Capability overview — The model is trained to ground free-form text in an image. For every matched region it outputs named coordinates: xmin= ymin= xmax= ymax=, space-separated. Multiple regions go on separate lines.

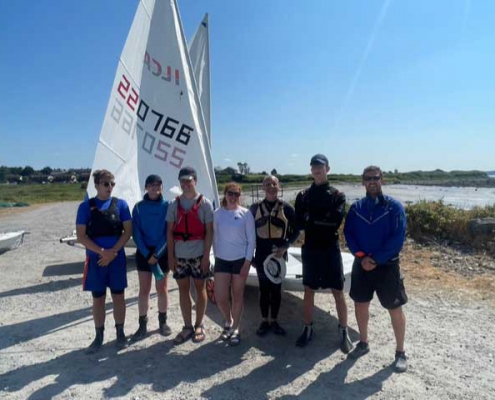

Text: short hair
xmin=92 ymin=169 xmax=114 ymax=184
xmin=221 ymin=182 xmax=242 ymax=208
xmin=361 ymin=165 xmax=383 ymax=178
xmin=262 ymin=175 xmax=280 ymax=187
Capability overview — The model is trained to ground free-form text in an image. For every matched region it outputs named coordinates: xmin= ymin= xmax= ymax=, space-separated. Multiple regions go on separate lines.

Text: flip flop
xmin=220 ymin=325 xmax=233 ymax=341
xmin=173 ymin=326 xmax=194 ymax=345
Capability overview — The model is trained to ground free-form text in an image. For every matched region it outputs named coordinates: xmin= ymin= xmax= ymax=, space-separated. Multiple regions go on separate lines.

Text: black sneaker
xmin=256 ymin=321 xmax=271 ymax=336
xmin=295 ymin=325 xmax=313 ymax=347
xmin=271 ymin=321 xmax=286 ymax=336
xmin=349 ymin=341 xmax=369 ymax=359
xmin=115 ymin=325 xmax=128 ymax=350
xmin=130 ymin=324 xmax=147 ymax=342
xmin=159 ymin=322 xmax=172 ymax=336
xmin=85 ymin=327 xmax=104 ymax=355
xmin=338 ymin=325 xmax=353 ymax=354
xmin=394 ymin=351 xmax=408 ymax=373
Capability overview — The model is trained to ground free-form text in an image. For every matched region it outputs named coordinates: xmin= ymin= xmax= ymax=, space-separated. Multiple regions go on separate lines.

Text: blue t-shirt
xmin=76 ymin=197 xmax=131 ymax=255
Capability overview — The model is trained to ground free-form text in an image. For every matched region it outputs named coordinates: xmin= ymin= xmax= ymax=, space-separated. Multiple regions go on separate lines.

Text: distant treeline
xmin=1 ymin=165 xmax=494 ymax=188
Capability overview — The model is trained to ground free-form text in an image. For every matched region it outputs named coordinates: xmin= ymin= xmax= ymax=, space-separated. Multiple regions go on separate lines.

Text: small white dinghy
xmin=0 ymin=231 xmax=25 ymax=253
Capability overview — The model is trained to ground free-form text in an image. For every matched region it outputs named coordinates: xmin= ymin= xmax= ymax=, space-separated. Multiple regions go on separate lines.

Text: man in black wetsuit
xmin=294 ymin=154 xmax=352 ymax=353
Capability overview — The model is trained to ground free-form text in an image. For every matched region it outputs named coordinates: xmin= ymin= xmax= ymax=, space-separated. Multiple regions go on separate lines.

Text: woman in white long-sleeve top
xmin=213 ymin=182 xmax=256 ymax=346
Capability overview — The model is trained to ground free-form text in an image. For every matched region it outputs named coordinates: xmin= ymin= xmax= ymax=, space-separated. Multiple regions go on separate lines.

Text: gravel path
xmin=0 ymin=202 xmax=494 ymax=399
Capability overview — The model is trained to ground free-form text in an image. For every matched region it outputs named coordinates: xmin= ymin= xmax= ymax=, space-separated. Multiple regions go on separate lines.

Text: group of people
xmin=76 ymin=154 xmax=408 ymax=373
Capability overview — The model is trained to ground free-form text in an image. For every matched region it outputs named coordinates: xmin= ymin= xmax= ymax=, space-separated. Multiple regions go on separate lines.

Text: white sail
xmin=188 ymin=13 xmax=211 ymax=147
xmin=88 ymin=0 xmax=219 ymax=210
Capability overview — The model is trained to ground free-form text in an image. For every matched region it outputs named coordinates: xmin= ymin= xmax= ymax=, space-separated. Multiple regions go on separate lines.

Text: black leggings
xmin=259 ymin=279 xmax=282 ymax=320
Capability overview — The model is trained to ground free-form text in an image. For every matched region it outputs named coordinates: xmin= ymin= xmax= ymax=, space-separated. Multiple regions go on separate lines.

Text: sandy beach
xmin=1 ymin=202 xmax=495 ymax=399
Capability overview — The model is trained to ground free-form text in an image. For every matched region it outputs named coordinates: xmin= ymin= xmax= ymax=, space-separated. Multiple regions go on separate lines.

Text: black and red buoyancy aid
xmin=172 ymin=195 xmax=206 ymax=241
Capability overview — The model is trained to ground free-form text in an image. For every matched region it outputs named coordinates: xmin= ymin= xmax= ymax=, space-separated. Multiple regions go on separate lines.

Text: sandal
xmin=229 ymin=330 xmax=241 ymax=346
xmin=220 ymin=324 xmax=233 ymax=341
xmin=192 ymin=324 xmax=206 ymax=343
xmin=173 ymin=326 xmax=194 ymax=345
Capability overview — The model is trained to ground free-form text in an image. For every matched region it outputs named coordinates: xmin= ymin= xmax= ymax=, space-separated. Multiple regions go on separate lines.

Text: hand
xmin=361 ymin=256 xmax=377 ymax=272
xmin=169 ymin=257 xmax=177 ymax=273
xmin=200 ymin=255 xmax=210 ymax=273
xmin=98 ymin=249 xmax=117 ymax=267
xmin=272 ymin=246 xmax=286 ymax=259
xmin=148 ymin=255 xmax=158 ymax=265
xmin=240 ymin=260 xmax=251 ymax=280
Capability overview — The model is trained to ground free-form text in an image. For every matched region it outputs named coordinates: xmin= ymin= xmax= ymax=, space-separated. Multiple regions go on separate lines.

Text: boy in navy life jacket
xmin=166 ymin=166 xmax=214 ymax=344
xmin=76 ymin=169 xmax=132 ymax=354
xmin=344 ymin=165 xmax=408 ymax=373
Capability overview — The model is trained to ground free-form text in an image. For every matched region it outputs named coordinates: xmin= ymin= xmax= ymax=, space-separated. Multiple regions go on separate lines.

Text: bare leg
xmin=156 ymin=273 xmax=169 ymax=313
xmin=177 ymin=277 xmax=193 ymax=327
xmin=231 ymin=274 xmax=246 ymax=331
xmin=111 ymin=292 xmax=126 ymax=325
xmin=214 ymin=273 xmax=233 ymax=327
xmin=93 ymin=295 xmax=106 ymax=327
xmin=303 ymin=287 xmax=315 ymax=325
xmin=138 ymin=271 xmax=152 ymax=316
xmin=354 ymin=301 xmax=370 ymax=343
xmin=193 ymin=278 xmax=207 ymax=327
xmin=331 ymin=289 xmax=348 ymax=327
xmin=389 ymin=306 xmax=406 ymax=352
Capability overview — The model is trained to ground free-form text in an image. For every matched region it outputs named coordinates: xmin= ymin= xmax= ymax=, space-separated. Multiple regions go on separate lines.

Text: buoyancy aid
xmin=173 ymin=195 xmax=206 ymax=241
xmin=254 ymin=199 xmax=288 ymax=240
xmin=86 ymin=197 xmax=123 ymax=238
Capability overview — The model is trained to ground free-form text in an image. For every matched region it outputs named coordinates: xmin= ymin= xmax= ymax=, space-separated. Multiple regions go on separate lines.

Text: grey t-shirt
xmin=166 ymin=194 xmax=214 ymax=258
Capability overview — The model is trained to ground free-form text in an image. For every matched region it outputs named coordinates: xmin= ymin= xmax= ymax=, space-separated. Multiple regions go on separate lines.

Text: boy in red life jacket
xmin=166 ymin=167 xmax=214 ymax=344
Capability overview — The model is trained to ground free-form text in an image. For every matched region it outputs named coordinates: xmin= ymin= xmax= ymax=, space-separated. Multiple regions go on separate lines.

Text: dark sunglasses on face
xmin=101 ymin=181 xmax=116 ymax=187
xmin=227 ymin=191 xmax=241 ymax=198
xmin=363 ymin=176 xmax=381 ymax=182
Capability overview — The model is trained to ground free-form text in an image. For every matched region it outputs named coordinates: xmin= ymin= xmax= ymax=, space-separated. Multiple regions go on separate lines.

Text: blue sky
xmin=1 ymin=0 xmax=494 ymax=174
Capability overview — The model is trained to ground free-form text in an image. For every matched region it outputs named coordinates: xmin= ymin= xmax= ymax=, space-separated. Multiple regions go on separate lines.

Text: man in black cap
xmin=294 ymin=154 xmax=352 ymax=353
xmin=166 ymin=166 xmax=214 ymax=344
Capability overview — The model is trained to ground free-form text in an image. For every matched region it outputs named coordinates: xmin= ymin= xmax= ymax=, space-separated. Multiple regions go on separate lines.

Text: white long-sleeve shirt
xmin=213 ymin=206 xmax=256 ymax=261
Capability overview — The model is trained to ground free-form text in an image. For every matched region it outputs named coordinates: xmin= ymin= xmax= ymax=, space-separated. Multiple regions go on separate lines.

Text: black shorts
xmin=349 ymin=257 xmax=408 ymax=309
xmin=214 ymin=257 xmax=245 ymax=275
xmin=136 ymin=249 xmax=169 ymax=274
xmin=301 ymin=244 xmax=344 ymax=291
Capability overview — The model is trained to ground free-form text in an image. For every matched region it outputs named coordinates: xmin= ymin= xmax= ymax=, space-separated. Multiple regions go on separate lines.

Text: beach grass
xmin=0 ymin=183 xmax=86 ymax=205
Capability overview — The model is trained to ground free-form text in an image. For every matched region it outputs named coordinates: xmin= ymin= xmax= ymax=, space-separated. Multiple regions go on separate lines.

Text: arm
xmin=153 ymin=203 xmax=169 ymax=260
xmin=343 ymin=204 xmax=361 ymax=256
xmin=167 ymin=222 xmax=176 ymax=272
xmin=132 ymin=204 xmax=151 ymax=259
xmin=325 ymin=191 xmax=346 ymax=229
xmin=294 ymin=191 xmax=306 ymax=231
xmin=371 ymin=202 xmax=407 ymax=264
xmin=109 ymin=220 xmax=132 ymax=252
xmin=201 ymin=221 xmax=213 ymax=272
xmin=76 ymin=225 xmax=116 ymax=267
xmin=284 ymin=203 xmax=300 ymax=247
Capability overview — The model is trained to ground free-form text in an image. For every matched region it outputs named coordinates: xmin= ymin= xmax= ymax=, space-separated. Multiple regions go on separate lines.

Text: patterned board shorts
xmin=173 ymin=255 xmax=213 ymax=280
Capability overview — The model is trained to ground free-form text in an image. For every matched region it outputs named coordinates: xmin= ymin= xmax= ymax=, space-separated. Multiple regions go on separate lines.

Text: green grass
xmin=0 ymin=183 xmax=86 ymax=204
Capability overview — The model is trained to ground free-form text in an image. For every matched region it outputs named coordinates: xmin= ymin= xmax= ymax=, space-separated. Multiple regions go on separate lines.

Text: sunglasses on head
xmin=227 ymin=191 xmax=241 ymax=198
xmin=363 ymin=176 xmax=381 ymax=182
xmin=101 ymin=181 xmax=116 ymax=187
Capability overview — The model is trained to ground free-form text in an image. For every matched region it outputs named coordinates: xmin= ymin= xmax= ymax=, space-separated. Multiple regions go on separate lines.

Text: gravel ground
xmin=0 ymin=202 xmax=494 ymax=399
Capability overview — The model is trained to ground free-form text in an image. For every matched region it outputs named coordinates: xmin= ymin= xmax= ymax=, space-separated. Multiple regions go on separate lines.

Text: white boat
xmin=63 ymin=0 xmax=354 ymax=294
xmin=0 ymin=231 xmax=25 ymax=253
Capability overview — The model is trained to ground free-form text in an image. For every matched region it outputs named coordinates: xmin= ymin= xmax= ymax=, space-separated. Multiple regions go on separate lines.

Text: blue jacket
xmin=132 ymin=194 xmax=168 ymax=259
xmin=344 ymin=194 xmax=406 ymax=264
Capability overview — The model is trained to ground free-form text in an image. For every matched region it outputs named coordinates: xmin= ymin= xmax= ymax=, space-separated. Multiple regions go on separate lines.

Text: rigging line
xmin=332 ymin=0 xmax=392 ymax=133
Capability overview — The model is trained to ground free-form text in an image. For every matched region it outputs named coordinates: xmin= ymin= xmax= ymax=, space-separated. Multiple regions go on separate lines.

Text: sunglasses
xmin=100 ymin=181 xmax=116 ymax=187
xmin=227 ymin=191 xmax=241 ymax=198
xmin=363 ymin=176 xmax=381 ymax=182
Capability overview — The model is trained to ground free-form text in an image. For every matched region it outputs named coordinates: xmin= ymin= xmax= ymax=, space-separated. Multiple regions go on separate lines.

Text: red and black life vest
xmin=172 ymin=195 xmax=206 ymax=241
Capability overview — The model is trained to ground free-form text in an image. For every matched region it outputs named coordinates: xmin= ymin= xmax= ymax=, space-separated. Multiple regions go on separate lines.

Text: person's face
xmin=95 ymin=177 xmax=115 ymax=199
xmin=311 ymin=164 xmax=329 ymax=184
xmin=180 ymin=177 xmax=197 ymax=195
xmin=262 ymin=178 xmax=279 ymax=200
xmin=225 ymin=187 xmax=241 ymax=208
xmin=146 ymin=182 xmax=162 ymax=200
xmin=362 ymin=171 xmax=383 ymax=196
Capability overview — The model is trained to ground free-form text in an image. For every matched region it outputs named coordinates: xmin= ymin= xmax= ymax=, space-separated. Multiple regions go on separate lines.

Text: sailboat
xmin=62 ymin=0 xmax=353 ymax=293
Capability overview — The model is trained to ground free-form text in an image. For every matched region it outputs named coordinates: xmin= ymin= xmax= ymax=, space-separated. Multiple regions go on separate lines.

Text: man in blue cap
xmin=294 ymin=154 xmax=352 ymax=353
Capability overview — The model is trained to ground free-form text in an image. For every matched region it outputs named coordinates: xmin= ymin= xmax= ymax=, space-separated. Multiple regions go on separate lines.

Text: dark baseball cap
xmin=310 ymin=154 xmax=329 ymax=167
xmin=145 ymin=174 xmax=162 ymax=186
xmin=178 ymin=166 xmax=197 ymax=180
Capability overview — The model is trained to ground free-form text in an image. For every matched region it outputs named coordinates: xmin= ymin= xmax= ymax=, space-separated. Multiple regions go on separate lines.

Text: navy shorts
xmin=83 ymin=252 xmax=127 ymax=292
xmin=301 ymin=244 xmax=344 ymax=290
xmin=349 ymin=257 xmax=408 ymax=309
xmin=136 ymin=249 xmax=169 ymax=274
xmin=214 ymin=257 xmax=245 ymax=275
